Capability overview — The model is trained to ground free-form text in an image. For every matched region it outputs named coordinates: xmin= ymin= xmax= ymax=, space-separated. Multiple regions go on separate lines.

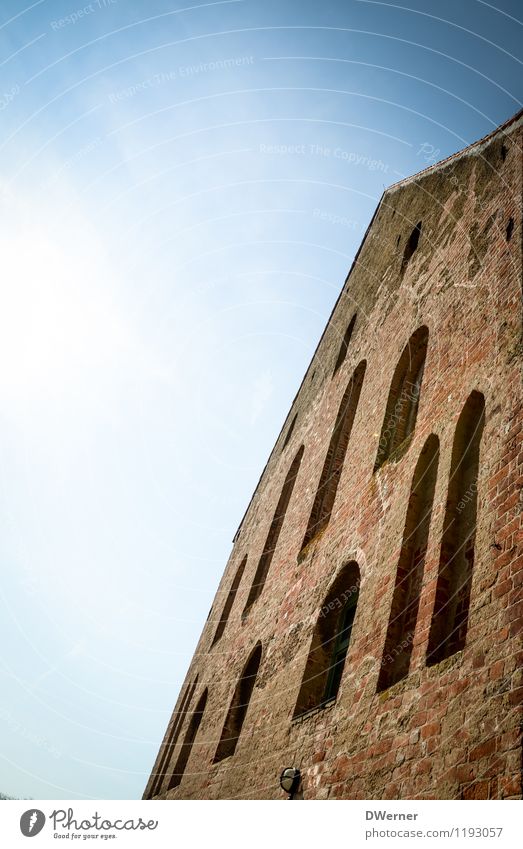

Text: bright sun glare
xmin=0 ymin=196 xmax=137 ymax=410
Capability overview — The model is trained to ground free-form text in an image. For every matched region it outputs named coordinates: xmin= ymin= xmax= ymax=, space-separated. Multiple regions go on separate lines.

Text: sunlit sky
xmin=0 ymin=0 xmax=521 ymax=799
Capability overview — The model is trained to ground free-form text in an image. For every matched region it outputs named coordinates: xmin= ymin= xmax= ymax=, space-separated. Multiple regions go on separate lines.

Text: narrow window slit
xmin=301 ymin=361 xmax=366 ymax=553
xmin=400 ymin=221 xmax=422 ymax=277
xmin=427 ymin=391 xmax=485 ymax=666
xmin=168 ymin=689 xmax=208 ymax=789
xmin=214 ymin=643 xmax=262 ymax=762
xmin=282 ymin=413 xmax=298 ymax=450
xmin=333 ymin=313 xmax=357 ymax=376
xmin=243 ymin=446 xmax=304 ymax=615
xmin=374 ymin=326 xmax=429 ymax=471
xmin=211 ymin=556 xmax=247 ymax=646
xmin=377 ymin=434 xmax=439 ymax=691
xmin=148 ymin=675 xmax=199 ymax=797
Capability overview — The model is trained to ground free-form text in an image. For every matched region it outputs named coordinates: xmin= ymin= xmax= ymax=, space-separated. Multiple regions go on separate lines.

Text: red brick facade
xmin=144 ymin=111 xmax=523 ymax=800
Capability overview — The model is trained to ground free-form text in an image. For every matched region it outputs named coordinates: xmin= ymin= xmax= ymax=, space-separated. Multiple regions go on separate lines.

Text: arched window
xmin=282 ymin=413 xmax=297 ymax=450
xmin=168 ymin=688 xmax=208 ymax=789
xmin=301 ymin=361 xmax=366 ymax=553
xmin=333 ymin=313 xmax=357 ymax=376
xmin=243 ymin=447 xmax=304 ymax=615
xmin=146 ymin=675 xmax=198 ymax=797
xmin=400 ymin=221 xmax=422 ymax=277
xmin=294 ymin=561 xmax=360 ymax=717
xmin=211 ymin=556 xmax=247 ymax=646
xmin=427 ymin=391 xmax=485 ymax=665
xmin=374 ymin=326 xmax=428 ymax=471
xmin=214 ymin=643 xmax=262 ymax=762
xmin=378 ymin=435 xmax=439 ymax=691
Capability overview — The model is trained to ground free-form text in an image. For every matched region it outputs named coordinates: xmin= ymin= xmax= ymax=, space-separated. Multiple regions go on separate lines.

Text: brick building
xmin=144 ymin=111 xmax=522 ymax=800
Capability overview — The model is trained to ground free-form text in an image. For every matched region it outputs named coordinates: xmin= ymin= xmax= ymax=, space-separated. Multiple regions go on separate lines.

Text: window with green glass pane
xmin=294 ymin=562 xmax=360 ymax=718
xmin=323 ymin=596 xmax=358 ymax=702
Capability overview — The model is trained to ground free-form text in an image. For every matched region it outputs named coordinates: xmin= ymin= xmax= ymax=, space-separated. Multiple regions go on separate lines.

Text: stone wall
xmin=144 ymin=111 xmax=522 ymax=801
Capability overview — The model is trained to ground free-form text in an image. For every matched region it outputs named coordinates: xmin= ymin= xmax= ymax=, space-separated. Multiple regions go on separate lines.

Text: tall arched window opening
xmin=293 ymin=561 xmax=360 ymax=717
xmin=427 ymin=391 xmax=485 ymax=665
xmin=377 ymin=435 xmax=439 ymax=691
xmin=243 ymin=447 xmax=304 ymax=616
xmin=282 ymin=413 xmax=298 ymax=450
xmin=400 ymin=221 xmax=422 ymax=277
xmin=333 ymin=313 xmax=357 ymax=376
xmin=147 ymin=675 xmax=198 ymax=797
xmin=301 ymin=361 xmax=366 ymax=554
xmin=211 ymin=556 xmax=247 ymax=646
xmin=168 ymin=688 xmax=208 ymax=790
xmin=214 ymin=643 xmax=262 ymax=762
xmin=374 ymin=326 xmax=429 ymax=471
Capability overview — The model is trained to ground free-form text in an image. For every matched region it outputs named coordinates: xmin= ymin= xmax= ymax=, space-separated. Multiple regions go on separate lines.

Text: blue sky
xmin=0 ymin=0 xmax=521 ymax=800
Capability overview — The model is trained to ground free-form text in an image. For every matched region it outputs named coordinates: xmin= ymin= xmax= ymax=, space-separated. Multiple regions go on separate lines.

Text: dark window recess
xmin=323 ymin=596 xmax=358 ymax=702
xmin=501 ymin=142 xmax=508 ymax=161
xmin=301 ymin=361 xmax=366 ymax=552
xmin=214 ymin=643 xmax=262 ymax=762
xmin=211 ymin=556 xmax=247 ymax=646
xmin=148 ymin=675 xmax=198 ymax=797
xmin=294 ymin=561 xmax=360 ymax=717
xmin=243 ymin=446 xmax=304 ymax=615
xmin=506 ymin=217 xmax=514 ymax=241
xmin=168 ymin=689 xmax=208 ymax=789
xmin=282 ymin=413 xmax=298 ymax=450
xmin=333 ymin=313 xmax=357 ymax=376
xmin=377 ymin=434 xmax=439 ymax=691
xmin=427 ymin=391 xmax=485 ymax=666
xmin=400 ymin=221 xmax=422 ymax=277
xmin=374 ymin=326 xmax=429 ymax=471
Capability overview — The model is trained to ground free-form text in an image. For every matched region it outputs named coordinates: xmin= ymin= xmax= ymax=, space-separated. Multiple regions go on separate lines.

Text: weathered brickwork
xmin=144 ymin=112 xmax=523 ymax=800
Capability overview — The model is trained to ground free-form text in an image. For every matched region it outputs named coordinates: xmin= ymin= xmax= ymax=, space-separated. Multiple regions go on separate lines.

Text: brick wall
xmin=144 ymin=111 xmax=523 ymax=801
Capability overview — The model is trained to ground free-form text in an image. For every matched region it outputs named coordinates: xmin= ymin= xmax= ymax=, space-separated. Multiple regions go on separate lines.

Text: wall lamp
xmin=279 ymin=767 xmax=301 ymax=799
